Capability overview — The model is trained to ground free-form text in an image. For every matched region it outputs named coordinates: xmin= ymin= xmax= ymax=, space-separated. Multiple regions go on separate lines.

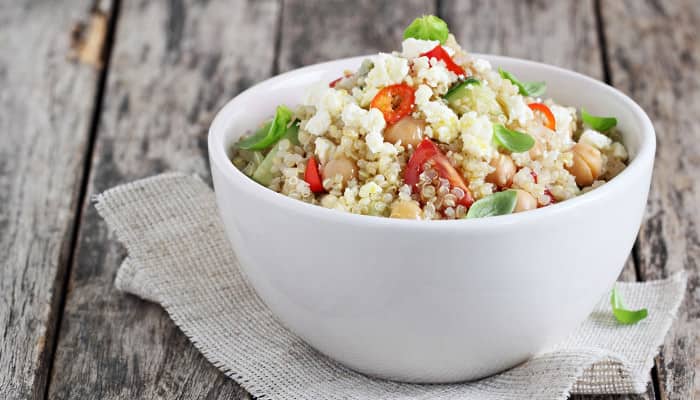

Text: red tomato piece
xmin=528 ymin=103 xmax=557 ymax=131
xmin=304 ymin=157 xmax=324 ymax=193
xmin=405 ymin=138 xmax=474 ymax=207
xmin=419 ymin=45 xmax=466 ymax=76
xmin=370 ymin=83 xmax=416 ymax=125
xmin=530 ymin=170 xmax=538 ymax=184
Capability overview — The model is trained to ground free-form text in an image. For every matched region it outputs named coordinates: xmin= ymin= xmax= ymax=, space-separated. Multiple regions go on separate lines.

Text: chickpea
xmin=513 ymin=189 xmax=538 ymax=213
xmin=390 ymin=200 xmax=423 ymax=220
xmin=566 ymin=143 xmax=602 ymax=187
xmin=322 ymin=156 xmax=357 ymax=187
xmin=383 ymin=116 xmax=425 ymax=148
xmin=485 ymin=153 xmax=516 ymax=188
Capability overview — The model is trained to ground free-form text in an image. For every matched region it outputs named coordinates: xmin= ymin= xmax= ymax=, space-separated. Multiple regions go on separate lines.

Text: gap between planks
xmin=42 ymin=1 xmax=122 ymax=399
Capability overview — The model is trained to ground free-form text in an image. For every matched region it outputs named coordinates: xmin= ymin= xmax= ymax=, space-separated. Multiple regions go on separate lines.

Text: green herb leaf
xmin=236 ymin=105 xmax=294 ymax=150
xmin=498 ymin=68 xmax=546 ymax=97
xmin=403 ymin=15 xmax=449 ymax=44
xmin=251 ymin=123 xmax=300 ymax=185
xmin=466 ymin=190 xmax=518 ymax=219
xmin=611 ymin=287 xmax=648 ymax=325
xmin=581 ymin=109 xmax=617 ymax=132
xmin=493 ymin=124 xmax=535 ymax=153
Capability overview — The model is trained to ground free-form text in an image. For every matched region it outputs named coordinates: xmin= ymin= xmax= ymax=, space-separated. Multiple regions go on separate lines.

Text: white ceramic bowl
xmin=208 ymin=55 xmax=655 ymax=383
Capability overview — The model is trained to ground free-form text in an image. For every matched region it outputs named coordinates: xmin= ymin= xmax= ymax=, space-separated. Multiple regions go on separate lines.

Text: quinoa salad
xmin=230 ymin=16 xmax=628 ymax=220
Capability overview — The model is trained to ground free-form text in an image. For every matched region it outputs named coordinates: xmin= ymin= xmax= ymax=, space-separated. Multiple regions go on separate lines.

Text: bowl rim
xmin=208 ymin=54 xmax=656 ymax=231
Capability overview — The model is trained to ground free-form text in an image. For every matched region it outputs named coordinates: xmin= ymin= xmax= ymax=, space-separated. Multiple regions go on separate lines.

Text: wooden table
xmin=2 ymin=1 xmax=697 ymax=399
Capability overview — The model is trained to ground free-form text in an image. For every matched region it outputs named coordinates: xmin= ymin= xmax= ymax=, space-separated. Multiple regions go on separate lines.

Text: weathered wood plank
xmin=46 ymin=1 xmax=279 ymax=398
xmin=0 ymin=1 xmax=112 ymax=399
xmin=48 ymin=1 xmax=439 ymax=399
xmin=601 ymin=0 xmax=700 ymax=399
xmin=443 ymin=2 xmax=655 ymax=399
xmin=277 ymin=0 xmax=434 ymax=72
xmin=442 ymin=0 xmax=603 ymax=78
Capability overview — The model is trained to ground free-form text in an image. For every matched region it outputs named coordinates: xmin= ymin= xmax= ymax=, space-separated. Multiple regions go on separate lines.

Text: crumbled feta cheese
xmin=341 ymin=104 xmax=393 ymax=154
xmin=305 ymin=109 xmax=330 ymax=136
xmin=413 ymin=56 xmax=457 ymax=91
xmin=503 ymin=95 xmax=533 ymax=125
xmin=341 ymin=103 xmax=365 ymax=127
xmin=414 ymin=84 xmax=433 ymax=104
xmin=359 ymin=181 xmax=382 ymax=198
xmin=579 ymin=129 xmax=612 ymax=150
xmin=303 ymin=85 xmax=356 ymax=136
xmin=365 ymin=53 xmax=409 ymax=88
xmin=610 ymin=142 xmax=628 ymax=160
xmin=549 ymin=104 xmax=575 ymax=136
xmin=414 ymin=84 xmax=459 ymax=143
xmin=314 ymin=137 xmax=335 ymax=165
xmin=459 ymin=111 xmax=495 ymax=159
xmin=320 ymin=88 xmax=352 ymax=115
xmin=472 ymin=58 xmax=492 ymax=73
xmin=401 ymin=38 xmax=440 ymax=59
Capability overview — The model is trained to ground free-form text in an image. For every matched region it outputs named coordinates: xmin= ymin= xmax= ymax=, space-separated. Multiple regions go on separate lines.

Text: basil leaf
xmin=493 ymin=124 xmax=535 ymax=152
xmin=611 ymin=287 xmax=648 ymax=325
xmin=466 ymin=190 xmax=518 ymax=219
xmin=403 ymin=15 xmax=449 ymax=44
xmin=498 ymin=68 xmax=546 ymax=97
xmin=581 ymin=109 xmax=617 ymax=132
xmin=236 ymin=105 xmax=294 ymax=150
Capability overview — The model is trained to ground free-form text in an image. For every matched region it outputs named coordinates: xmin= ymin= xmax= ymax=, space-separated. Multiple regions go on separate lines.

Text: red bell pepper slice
xmin=370 ymin=83 xmax=416 ymax=125
xmin=419 ymin=45 xmax=466 ymax=76
xmin=528 ymin=103 xmax=556 ymax=131
xmin=304 ymin=157 xmax=324 ymax=193
xmin=405 ymin=138 xmax=474 ymax=207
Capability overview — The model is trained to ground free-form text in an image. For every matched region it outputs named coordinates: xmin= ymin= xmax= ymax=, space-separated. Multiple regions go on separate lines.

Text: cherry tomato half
xmin=370 ymin=83 xmax=416 ymax=125
xmin=405 ymin=138 xmax=474 ymax=207
xmin=528 ymin=103 xmax=556 ymax=131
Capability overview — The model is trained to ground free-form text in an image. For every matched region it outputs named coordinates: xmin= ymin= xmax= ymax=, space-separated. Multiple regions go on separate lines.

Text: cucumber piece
xmin=446 ymin=80 xmax=503 ymax=117
xmin=444 ymin=78 xmax=480 ymax=103
xmin=252 ymin=145 xmax=279 ymax=185
xmin=252 ymin=123 xmax=300 ymax=186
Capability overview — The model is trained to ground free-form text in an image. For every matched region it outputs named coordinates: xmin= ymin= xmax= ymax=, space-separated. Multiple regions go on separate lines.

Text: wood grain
xmin=48 ymin=1 xmax=438 ymax=398
xmin=441 ymin=0 xmax=603 ymax=78
xmin=0 ymin=1 xmax=112 ymax=399
xmin=46 ymin=1 xmax=279 ymax=398
xmin=277 ymin=0 xmax=434 ymax=72
xmin=601 ymin=1 xmax=700 ymax=399
xmin=442 ymin=1 xmax=654 ymax=399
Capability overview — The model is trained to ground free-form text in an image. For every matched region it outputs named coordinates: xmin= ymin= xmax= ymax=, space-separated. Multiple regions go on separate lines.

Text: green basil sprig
xmin=493 ymin=124 xmax=535 ymax=153
xmin=236 ymin=105 xmax=294 ymax=150
xmin=466 ymin=190 xmax=518 ymax=219
xmin=611 ymin=287 xmax=648 ymax=324
xmin=403 ymin=15 xmax=449 ymax=44
xmin=498 ymin=68 xmax=546 ymax=97
xmin=581 ymin=109 xmax=617 ymax=132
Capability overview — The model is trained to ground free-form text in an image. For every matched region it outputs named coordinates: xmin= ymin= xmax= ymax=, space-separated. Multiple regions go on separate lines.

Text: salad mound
xmin=230 ymin=15 xmax=628 ymax=220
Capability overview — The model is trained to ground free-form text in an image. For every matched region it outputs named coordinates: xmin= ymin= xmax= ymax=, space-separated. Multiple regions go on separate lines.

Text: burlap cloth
xmin=97 ymin=173 xmax=687 ymax=399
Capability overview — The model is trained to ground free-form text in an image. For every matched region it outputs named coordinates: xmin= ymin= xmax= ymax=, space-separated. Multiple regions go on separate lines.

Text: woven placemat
xmin=97 ymin=172 xmax=686 ymax=400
